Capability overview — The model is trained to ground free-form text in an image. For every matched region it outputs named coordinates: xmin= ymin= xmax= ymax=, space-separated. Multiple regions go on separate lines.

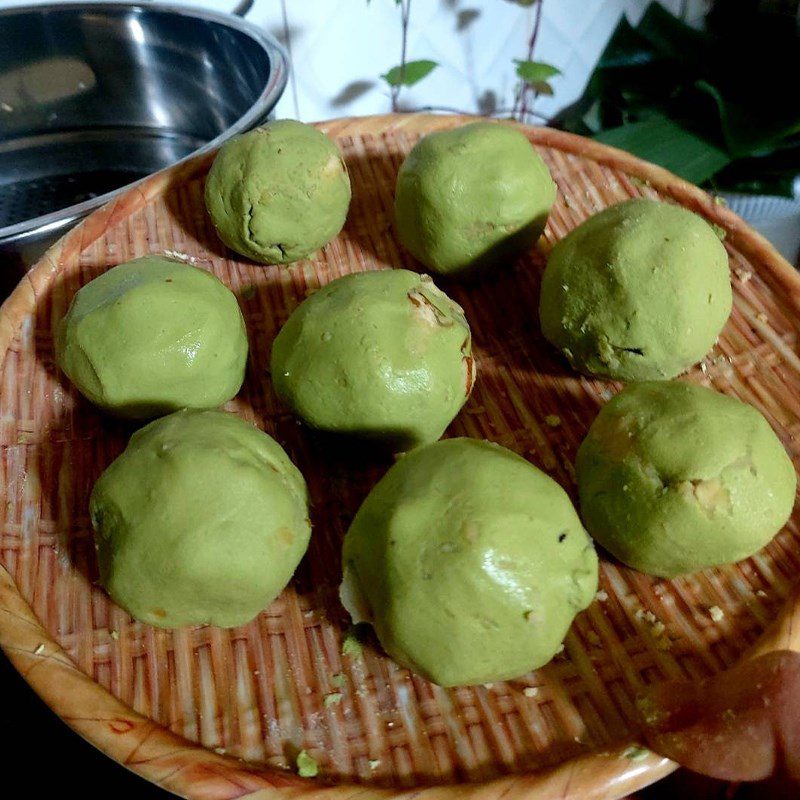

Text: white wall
xmin=254 ymin=0 xmax=704 ymax=123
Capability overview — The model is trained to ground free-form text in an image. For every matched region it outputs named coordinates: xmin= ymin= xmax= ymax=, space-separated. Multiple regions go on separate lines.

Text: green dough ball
xmin=341 ymin=438 xmax=598 ymax=686
xmin=539 ymin=198 xmax=732 ymax=381
xmin=394 ymin=122 xmax=556 ymax=277
xmin=204 ymin=119 xmax=351 ymax=264
xmin=576 ymin=382 xmax=796 ymax=577
xmin=271 ymin=269 xmax=475 ymax=449
xmin=90 ymin=409 xmax=311 ymax=628
xmin=56 ymin=256 xmax=247 ymax=419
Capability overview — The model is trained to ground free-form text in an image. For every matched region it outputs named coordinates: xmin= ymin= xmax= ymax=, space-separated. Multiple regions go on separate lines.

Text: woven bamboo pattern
xmin=1 ymin=114 xmax=798 ymax=800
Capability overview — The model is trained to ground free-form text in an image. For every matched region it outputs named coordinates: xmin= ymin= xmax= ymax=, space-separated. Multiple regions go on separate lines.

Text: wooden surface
xmin=1 ymin=113 xmax=799 ymax=800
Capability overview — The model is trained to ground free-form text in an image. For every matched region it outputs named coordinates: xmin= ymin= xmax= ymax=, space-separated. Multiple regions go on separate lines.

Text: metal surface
xmin=0 ymin=2 xmax=288 ymax=287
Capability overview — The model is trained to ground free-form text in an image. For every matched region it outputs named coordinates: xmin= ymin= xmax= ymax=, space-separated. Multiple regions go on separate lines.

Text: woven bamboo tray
xmin=1 ymin=114 xmax=799 ymax=800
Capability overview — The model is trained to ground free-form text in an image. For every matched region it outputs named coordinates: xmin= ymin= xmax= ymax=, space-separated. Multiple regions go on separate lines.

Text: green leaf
xmin=382 ymin=59 xmax=438 ymax=88
xmin=695 ymin=79 xmax=800 ymax=159
xmin=595 ymin=113 xmax=731 ymax=185
xmin=553 ymin=2 xmax=800 ymax=196
xmin=636 ymin=3 xmax=710 ymax=63
xmin=597 ymin=17 xmax=657 ymax=70
xmin=552 ymin=18 xmax=671 ymax=133
xmin=515 ymin=60 xmax=561 ymax=85
xmin=531 ymin=81 xmax=554 ymax=97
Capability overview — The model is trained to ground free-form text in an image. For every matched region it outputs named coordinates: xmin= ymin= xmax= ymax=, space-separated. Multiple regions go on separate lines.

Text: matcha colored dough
xmin=539 ymin=198 xmax=732 ymax=381
xmin=204 ymin=119 xmax=351 ymax=264
xmin=394 ymin=122 xmax=556 ymax=277
xmin=271 ymin=269 xmax=475 ymax=448
xmin=341 ymin=438 xmax=599 ymax=686
xmin=577 ymin=382 xmax=796 ymax=577
xmin=55 ymin=256 xmax=247 ymax=419
xmin=90 ymin=409 xmax=311 ymax=628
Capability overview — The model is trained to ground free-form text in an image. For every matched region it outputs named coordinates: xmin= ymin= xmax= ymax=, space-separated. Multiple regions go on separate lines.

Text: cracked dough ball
xmin=204 ymin=119 xmax=351 ymax=264
xmin=539 ymin=198 xmax=732 ymax=381
xmin=90 ymin=409 xmax=311 ymax=628
xmin=577 ymin=382 xmax=796 ymax=577
xmin=341 ymin=438 xmax=599 ymax=686
xmin=55 ymin=256 xmax=247 ymax=419
xmin=271 ymin=269 xmax=475 ymax=449
xmin=394 ymin=121 xmax=556 ymax=277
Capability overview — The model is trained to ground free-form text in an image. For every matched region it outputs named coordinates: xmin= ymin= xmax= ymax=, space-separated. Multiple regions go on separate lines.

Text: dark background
xmin=1 ymin=651 xmax=166 ymax=798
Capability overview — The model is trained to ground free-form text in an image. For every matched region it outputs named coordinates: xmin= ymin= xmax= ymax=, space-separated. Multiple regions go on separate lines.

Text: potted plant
xmin=554 ymin=1 xmax=800 ymax=264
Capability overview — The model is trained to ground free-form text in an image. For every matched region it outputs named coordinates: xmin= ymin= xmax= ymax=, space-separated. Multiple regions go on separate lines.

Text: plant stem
xmin=392 ymin=0 xmax=412 ymax=112
xmin=514 ymin=0 xmax=545 ymax=123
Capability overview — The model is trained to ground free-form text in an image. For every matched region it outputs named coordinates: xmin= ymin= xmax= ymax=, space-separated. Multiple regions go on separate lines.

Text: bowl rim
xmin=0 ymin=0 xmax=289 ymax=245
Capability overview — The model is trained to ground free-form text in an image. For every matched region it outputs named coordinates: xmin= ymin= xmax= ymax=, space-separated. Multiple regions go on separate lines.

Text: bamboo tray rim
xmin=1 ymin=113 xmax=798 ymax=800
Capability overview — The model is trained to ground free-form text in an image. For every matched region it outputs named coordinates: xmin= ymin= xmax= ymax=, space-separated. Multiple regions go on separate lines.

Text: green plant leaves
xmin=514 ymin=61 xmax=560 ymax=84
xmin=382 ymin=60 xmax=438 ymax=88
xmin=514 ymin=60 xmax=561 ymax=96
xmin=694 ymin=80 xmax=800 ymax=159
xmin=636 ymin=2 xmax=707 ymax=59
xmin=595 ymin=114 xmax=731 ymax=184
xmin=554 ymin=2 xmax=800 ymax=194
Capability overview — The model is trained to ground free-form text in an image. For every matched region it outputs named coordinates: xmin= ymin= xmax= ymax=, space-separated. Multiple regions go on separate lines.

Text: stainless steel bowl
xmin=0 ymin=1 xmax=288 ymax=288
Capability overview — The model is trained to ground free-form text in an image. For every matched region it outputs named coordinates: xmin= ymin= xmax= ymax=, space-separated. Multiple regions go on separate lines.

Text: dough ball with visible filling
xmin=204 ymin=119 xmax=351 ymax=264
xmin=539 ymin=198 xmax=732 ymax=381
xmin=394 ymin=122 xmax=556 ymax=277
xmin=576 ymin=382 xmax=796 ymax=577
xmin=90 ymin=409 xmax=311 ymax=628
xmin=341 ymin=438 xmax=598 ymax=686
xmin=56 ymin=256 xmax=247 ymax=419
xmin=271 ymin=269 xmax=475 ymax=449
